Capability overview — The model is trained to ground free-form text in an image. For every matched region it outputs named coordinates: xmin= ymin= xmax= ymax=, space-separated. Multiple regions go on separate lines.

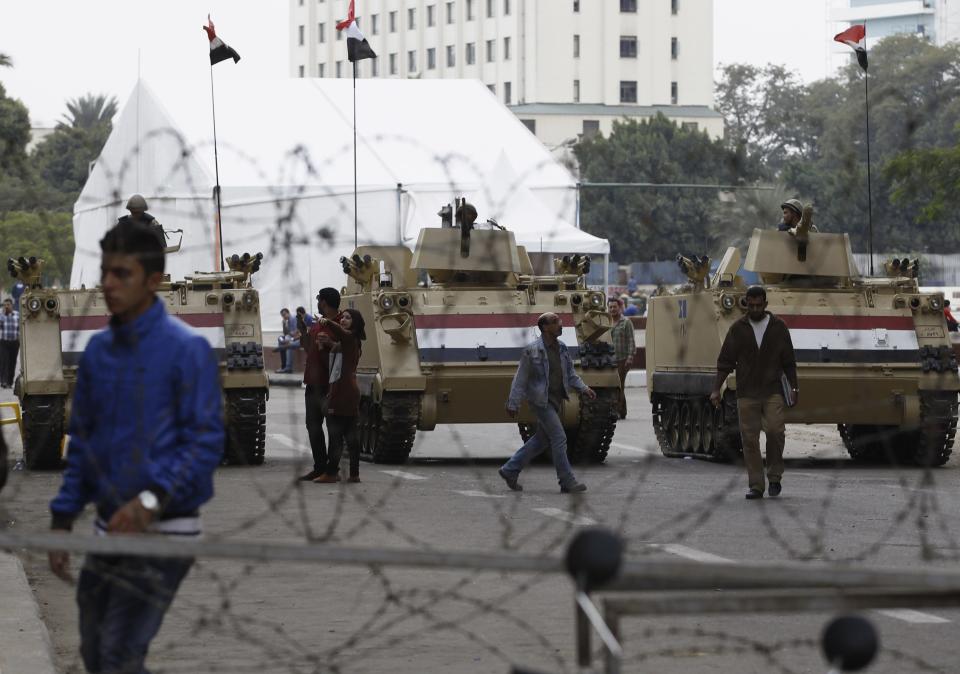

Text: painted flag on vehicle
xmin=834 ymin=24 xmax=867 ymax=70
xmin=336 ymin=0 xmax=377 ymax=62
xmin=203 ymin=15 xmax=241 ymax=65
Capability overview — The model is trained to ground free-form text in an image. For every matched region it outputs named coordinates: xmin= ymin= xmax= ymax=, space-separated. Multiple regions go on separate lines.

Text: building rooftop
xmin=507 ymin=103 xmax=724 ymax=118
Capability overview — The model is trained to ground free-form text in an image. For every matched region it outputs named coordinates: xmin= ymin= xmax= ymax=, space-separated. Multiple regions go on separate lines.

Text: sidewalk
xmin=0 ymin=552 xmax=57 ymax=674
xmin=267 ymin=371 xmax=646 ymax=389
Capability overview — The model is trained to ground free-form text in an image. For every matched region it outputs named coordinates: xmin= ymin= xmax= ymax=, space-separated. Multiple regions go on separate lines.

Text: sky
xmin=0 ymin=0 xmax=831 ymax=127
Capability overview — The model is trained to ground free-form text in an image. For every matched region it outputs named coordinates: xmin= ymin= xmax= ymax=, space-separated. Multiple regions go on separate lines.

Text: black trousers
xmin=0 ymin=340 xmax=18 ymax=386
xmin=304 ymin=385 xmax=328 ymax=472
xmin=324 ymin=414 xmax=360 ymax=478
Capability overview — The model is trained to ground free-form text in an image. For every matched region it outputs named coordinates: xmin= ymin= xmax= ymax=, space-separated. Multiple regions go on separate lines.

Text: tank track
xmin=223 ymin=388 xmax=267 ymax=466
xmin=359 ymin=391 xmax=419 ymax=464
xmin=21 ymin=394 xmax=66 ymax=470
xmin=839 ymin=391 xmax=958 ymax=467
xmin=652 ymin=391 xmax=742 ymax=462
xmin=514 ymin=388 xmax=619 ymax=465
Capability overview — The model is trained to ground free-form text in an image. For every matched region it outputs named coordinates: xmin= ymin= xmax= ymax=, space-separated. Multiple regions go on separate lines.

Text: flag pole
xmin=864 ymin=62 xmax=875 ymax=276
xmin=209 ymin=62 xmax=225 ymax=272
xmin=352 ymin=60 xmax=358 ymax=250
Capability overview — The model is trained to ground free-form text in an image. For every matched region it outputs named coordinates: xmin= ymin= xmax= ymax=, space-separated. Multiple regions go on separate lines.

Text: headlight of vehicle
xmin=397 ymin=293 xmax=411 ymax=308
xmin=721 ymin=294 xmax=735 ymax=310
xmin=379 ymin=294 xmax=395 ymax=310
xmin=928 ymin=296 xmax=942 ymax=311
xmin=44 ymin=298 xmax=58 ymax=313
xmin=590 ymin=293 xmax=604 ymax=307
xmin=27 ymin=297 xmax=41 ymax=313
xmin=242 ymin=291 xmax=255 ymax=307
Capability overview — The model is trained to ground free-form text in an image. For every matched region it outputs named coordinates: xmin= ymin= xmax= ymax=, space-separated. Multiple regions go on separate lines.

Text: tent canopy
xmin=73 ymin=77 xmax=608 ymax=318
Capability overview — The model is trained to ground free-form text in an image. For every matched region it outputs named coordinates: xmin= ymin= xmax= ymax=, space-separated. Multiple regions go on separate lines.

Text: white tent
xmin=72 ymin=77 xmax=608 ymax=319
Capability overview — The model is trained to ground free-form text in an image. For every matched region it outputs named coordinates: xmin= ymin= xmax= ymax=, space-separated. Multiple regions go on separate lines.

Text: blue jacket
xmin=507 ymin=337 xmax=588 ymax=411
xmin=50 ymin=299 xmax=224 ymax=528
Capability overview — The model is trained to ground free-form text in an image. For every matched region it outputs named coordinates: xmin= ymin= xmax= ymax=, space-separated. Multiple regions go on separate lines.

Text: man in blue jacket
xmin=498 ymin=312 xmax=595 ymax=493
xmin=48 ymin=222 xmax=224 ymax=674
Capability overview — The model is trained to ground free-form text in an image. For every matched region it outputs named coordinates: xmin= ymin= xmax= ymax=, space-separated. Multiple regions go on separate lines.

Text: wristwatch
xmin=138 ymin=490 xmax=160 ymax=514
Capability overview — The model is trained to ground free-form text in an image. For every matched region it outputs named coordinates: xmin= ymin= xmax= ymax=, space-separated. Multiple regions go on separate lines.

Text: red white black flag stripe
xmin=834 ymin=24 xmax=867 ymax=70
xmin=336 ymin=0 xmax=377 ymax=62
xmin=203 ymin=15 xmax=241 ymax=66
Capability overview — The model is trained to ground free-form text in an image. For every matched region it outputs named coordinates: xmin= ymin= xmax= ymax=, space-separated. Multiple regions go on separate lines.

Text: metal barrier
xmin=0 ymin=401 xmax=22 ymax=442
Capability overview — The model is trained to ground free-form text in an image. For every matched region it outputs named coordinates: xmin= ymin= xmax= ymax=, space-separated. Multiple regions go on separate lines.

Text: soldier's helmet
xmin=780 ymin=199 xmax=802 ymax=216
xmin=126 ymin=194 xmax=148 ymax=211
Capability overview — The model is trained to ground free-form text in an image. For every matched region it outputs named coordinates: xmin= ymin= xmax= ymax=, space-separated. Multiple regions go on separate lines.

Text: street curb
xmin=268 ymin=375 xmax=304 ymax=388
xmin=0 ymin=552 xmax=58 ymax=674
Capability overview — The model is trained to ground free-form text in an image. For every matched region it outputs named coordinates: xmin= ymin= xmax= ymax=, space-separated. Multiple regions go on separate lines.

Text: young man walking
xmin=298 ymin=287 xmax=341 ymax=481
xmin=48 ymin=222 xmax=224 ymax=673
xmin=710 ymin=285 xmax=798 ymax=500
xmin=607 ymin=297 xmax=636 ymax=419
xmin=498 ymin=312 xmax=596 ymax=493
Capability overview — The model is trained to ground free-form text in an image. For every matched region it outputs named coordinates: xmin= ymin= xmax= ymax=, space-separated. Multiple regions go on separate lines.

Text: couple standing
xmin=299 ymin=288 xmax=367 ymax=484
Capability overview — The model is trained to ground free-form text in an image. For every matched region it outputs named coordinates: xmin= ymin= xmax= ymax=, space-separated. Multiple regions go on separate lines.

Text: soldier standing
xmin=607 ymin=297 xmax=635 ymax=419
xmin=710 ymin=285 xmax=798 ymax=500
xmin=119 ymin=194 xmax=165 ymax=245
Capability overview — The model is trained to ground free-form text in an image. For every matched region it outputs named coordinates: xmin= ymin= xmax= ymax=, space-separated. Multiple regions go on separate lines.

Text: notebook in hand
xmin=781 ymin=373 xmax=796 ymax=407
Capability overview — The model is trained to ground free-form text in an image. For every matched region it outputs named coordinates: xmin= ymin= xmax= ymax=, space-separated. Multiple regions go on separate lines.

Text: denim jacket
xmin=507 ymin=337 xmax=587 ymax=411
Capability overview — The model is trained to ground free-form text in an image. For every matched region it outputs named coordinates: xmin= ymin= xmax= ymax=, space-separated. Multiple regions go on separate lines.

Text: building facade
xmin=829 ymin=0 xmax=960 ymax=70
xmin=289 ymin=0 xmax=722 ymax=149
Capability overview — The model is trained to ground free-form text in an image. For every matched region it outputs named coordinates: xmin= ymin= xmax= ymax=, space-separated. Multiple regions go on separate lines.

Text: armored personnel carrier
xmin=9 ymin=241 xmax=269 ymax=470
xmin=337 ymin=199 xmax=621 ymax=464
xmin=646 ymin=207 xmax=959 ymax=466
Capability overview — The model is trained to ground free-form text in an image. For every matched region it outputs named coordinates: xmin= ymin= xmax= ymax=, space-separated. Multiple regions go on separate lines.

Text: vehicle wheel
xmin=700 ymin=401 xmax=715 ymax=454
xmin=223 ymin=388 xmax=267 ymax=466
xmin=678 ymin=402 xmax=692 ymax=452
xmin=664 ymin=401 xmax=681 ymax=452
xmin=359 ymin=392 xmax=418 ymax=464
xmin=21 ymin=394 xmax=66 ymax=470
xmin=688 ymin=402 xmax=702 ymax=453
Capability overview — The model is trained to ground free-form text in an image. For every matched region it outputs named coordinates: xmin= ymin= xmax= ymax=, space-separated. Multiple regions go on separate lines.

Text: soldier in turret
xmin=119 ymin=194 xmax=165 ymax=245
xmin=777 ymin=199 xmax=803 ymax=231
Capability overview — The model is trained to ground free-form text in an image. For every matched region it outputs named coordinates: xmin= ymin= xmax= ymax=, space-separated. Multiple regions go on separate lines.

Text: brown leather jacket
xmin=715 ymin=313 xmax=798 ymax=399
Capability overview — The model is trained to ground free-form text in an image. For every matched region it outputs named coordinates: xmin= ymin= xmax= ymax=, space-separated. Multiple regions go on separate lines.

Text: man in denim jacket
xmin=498 ymin=312 xmax=595 ymax=493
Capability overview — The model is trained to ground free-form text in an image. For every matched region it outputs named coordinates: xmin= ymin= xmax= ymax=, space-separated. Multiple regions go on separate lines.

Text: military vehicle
xmin=646 ymin=206 xmax=959 ymax=466
xmin=337 ymin=199 xmax=621 ymax=464
xmin=9 ymin=240 xmax=269 ymax=470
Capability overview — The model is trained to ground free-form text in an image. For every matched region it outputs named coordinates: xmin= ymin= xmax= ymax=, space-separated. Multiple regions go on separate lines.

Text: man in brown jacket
xmin=710 ymin=285 xmax=798 ymax=500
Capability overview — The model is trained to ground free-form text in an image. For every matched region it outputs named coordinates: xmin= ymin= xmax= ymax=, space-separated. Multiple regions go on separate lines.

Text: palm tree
xmin=0 ymin=53 xmax=12 ymax=67
xmin=58 ymin=94 xmax=119 ymax=130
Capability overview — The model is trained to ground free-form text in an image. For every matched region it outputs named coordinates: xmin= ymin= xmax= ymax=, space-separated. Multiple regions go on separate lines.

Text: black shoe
xmin=298 ymin=469 xmax=323 ymax=481
xmin=768 ymin=482 xmax=782 ymax=497
xmin=498 ymin=468 xmax=522 ymax=492
xmin=745 ymin=488 xmax=763 ymax=500
xmin=561 ymin=481 xmax=587 ymax=494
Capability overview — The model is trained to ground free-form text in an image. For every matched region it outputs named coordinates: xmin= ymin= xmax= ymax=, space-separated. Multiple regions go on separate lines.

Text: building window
xmin=466 ymin=42 xmax=476 ymax=65
xmin=620 ymin=36 xmax=637 ymax=58
xmin=389 ymin=11 xmax=397 ymax=32
xmin=371 ymin=14 xmax=379 ymax=34
xmin=390 ymin=53 xmax=398 ymax=74
xmin=427 ymin=48 xmax=436 ymax=69
xmin=447 ymin=1 xmax=455 ymax=24
xmin=573 ymin=0 xmax=580 ymax=11
xmin=671 ymin=37 xmax=678 ymax=59
xmin=573 ymin=34 xmax=580 ymax=58
xmin=408 ymin=50 xmax=417 ymax=72
xmin=521 ymin=119 xmax=535 ymax=133
xmin=428 ymin=4 xmax=436 ymax=26
xmin=318 ymin=63 xmax=325 ymax=77
xmin=671 ymin=0 xmax=678 ymax=15
xmin=504 ymin=0 xmax=511 ymax=15
xmin=620 ymin=80 xmax=637 ymax=103
xmin=486 ymin=39 xmax=496 ymax=62
xmin=621 ymin=0 xmax=637 ymax=12
xmin=298 ymin=25 xmax=305 ymax=46
xmin=503 ymin=36 xmax=511 ymax=60
xmin=582 ymin=120 xmax=600 ymax=138
xmin=371 ymin=59 xmax=378 ymax=76
xmin=573 ymin=79 xmax=580 ymax=102
xmin=336 ymin=61 xmax=342 ymax=77
xmin=318 ymin=23 xmax=326 ymax=43
xmin=298 ymin=64 xmax=305 ymax=77
xmin=487 ymin=0 xmax=495 ymax=17
xmin=408 ymin=8 xmax=416 ymax=29
xmin=671 ymin=81 xmax=678 ymax=104
xmin=466 ymin=0 xmax=474 ymax=20
xmin=504 ymin=81 xmax=512 ymax=104
xmin=681 ymin=122 xmax=698 ymax=132
xmin=446 ymin=45 xmax=456 ymax=66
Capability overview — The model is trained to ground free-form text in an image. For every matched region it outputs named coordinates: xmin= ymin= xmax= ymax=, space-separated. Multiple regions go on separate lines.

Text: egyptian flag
xmin=336 ymin=0 xmax=377 ymax=62
xmin=834 ymin=24 xmax=867 ymax=70
xmin=203 ymin=15 xmax=241 ymax=65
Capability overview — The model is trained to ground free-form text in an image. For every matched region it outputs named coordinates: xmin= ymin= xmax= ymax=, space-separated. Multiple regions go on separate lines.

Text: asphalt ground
xmin=2 ymin=384 xmax=960 ymax=673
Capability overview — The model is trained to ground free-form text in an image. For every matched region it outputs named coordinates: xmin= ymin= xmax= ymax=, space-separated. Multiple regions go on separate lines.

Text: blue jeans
xmin=501 ymin=404 xmax=576 ymax=486
xmin=77 ymin=554 xmax=193 ymax=674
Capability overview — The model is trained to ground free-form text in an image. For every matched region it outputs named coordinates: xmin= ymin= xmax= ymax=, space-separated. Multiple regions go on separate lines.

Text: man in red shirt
xmin=298 ymin=287 xmax=342 ymax=481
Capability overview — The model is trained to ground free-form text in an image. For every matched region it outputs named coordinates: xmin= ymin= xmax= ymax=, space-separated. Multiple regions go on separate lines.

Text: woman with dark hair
xmin=314 ymin=308 xmax=366 ymax=484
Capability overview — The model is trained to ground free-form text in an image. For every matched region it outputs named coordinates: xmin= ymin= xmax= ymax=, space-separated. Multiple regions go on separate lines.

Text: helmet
xmin=780 ymin=199 xmax=802 ymax=216
xmin=126 ymin=194 xmax=148 ymax=211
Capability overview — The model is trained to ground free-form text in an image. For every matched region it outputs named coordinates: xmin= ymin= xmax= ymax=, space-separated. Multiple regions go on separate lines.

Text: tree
xmin=0 ymin=82 xmax=30 ymax=179
xmin=59 ymin=94 xmax=118 ymax=130
xmin=885 ymin=140 xmax=960 ymax=224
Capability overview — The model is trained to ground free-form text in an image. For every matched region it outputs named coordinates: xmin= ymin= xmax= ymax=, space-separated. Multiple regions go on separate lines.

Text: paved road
xmin=2 ymin=385 xmax=960 ymax=673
